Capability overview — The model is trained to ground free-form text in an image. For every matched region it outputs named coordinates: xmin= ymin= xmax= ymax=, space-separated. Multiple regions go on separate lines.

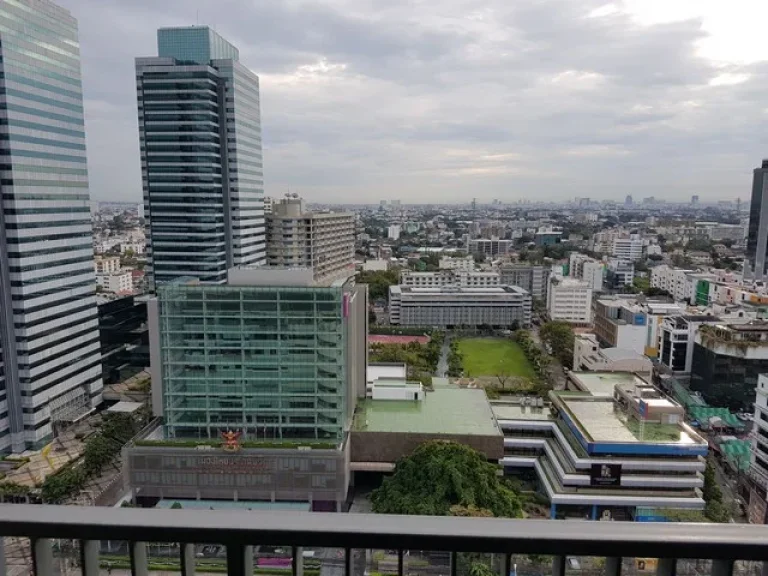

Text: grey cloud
xmin=59 ymin=0 xmax=768 ymax=203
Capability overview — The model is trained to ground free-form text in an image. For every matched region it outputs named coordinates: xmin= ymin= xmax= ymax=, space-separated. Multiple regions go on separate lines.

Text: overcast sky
xmin=61 ymin=0 xmax=768 ymax=204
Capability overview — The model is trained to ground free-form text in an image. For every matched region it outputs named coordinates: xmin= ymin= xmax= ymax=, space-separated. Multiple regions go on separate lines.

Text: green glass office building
xmin=149 ymin=270 xmax=367 ymax=442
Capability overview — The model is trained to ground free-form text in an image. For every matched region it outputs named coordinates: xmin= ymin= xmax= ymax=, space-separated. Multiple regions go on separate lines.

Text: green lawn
xmin=456 ymin=338 xmax=536 ymax=378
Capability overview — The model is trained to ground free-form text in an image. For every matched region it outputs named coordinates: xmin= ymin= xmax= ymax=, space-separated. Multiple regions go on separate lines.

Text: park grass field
xmin=456 ymin=337 xmax=536 ymax=379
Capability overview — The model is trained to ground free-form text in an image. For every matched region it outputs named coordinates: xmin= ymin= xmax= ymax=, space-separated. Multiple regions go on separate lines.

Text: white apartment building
xmin=650 ymin=265 xmax=694 ymax=301
xmin=400 ymin=270 xmax=500 ymax=288
xmin=95 ymin=256 xmax=121 ymax=275
xmin=612 ymin=237 xmax=644 ymax=260
xmin=387 ymin=225 xmax=401 ymax=241
xmin=266 ymin=196 xmax=355 ymax=284
xmin=439 ymin=255 xmax=475 ymax=271
xmin=96 ymin=272 xmax=134 ymax=294
xmin=569 ymin=253 xmax=604 ymax=292
xmin=547 ymin=277 xmax=593 ymax=325
xmin=467 ymin=238 xmax=514 ymax=257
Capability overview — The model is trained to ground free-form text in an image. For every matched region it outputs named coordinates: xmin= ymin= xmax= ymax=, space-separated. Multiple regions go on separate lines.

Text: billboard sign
xmin=590 ymin=463 xmax=622 ymax=486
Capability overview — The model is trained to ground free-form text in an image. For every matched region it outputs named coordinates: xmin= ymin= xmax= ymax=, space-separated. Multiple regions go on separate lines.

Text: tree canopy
xmin=539 ymin=321 xmax=575 ymax=369
xmin=370 ymin=441 xmax=523 ymax=518
xmin=357 ymin=269 xmax=400 ymax=301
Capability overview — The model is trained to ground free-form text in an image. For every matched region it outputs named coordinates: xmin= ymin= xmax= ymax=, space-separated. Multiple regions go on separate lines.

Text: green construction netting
xmin=718 ymin=439 xmax=751 ymax=471
xmin=688 ymin=407 xmax=745 ymax=429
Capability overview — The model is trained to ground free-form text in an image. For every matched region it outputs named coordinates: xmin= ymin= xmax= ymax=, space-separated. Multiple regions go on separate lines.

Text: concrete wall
xmin=350 ymin=431 xmax=504 ymax=463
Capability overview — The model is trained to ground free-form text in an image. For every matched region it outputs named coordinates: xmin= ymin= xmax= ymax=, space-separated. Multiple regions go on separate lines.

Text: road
xmin=436 ymin=334 xmax=451 ymax=377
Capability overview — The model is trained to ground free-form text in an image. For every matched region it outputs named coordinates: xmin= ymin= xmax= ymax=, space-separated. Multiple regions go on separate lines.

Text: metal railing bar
xmin=501 ymin=553 xmax=511 ymax=576
xmin=397 ymin=548 xmax=404 ymax=576
xmin=0 ymin=506 xmax=767 ymax=561
xmin=450 ymin=551 xmax=457 ymax=576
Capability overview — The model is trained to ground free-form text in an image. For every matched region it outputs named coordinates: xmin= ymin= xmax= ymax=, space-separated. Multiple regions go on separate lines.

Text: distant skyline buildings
xmin=0 ymin=0 xmax=102 ymax=453
xmin=136 ymin=26 xmax=265 ymax=287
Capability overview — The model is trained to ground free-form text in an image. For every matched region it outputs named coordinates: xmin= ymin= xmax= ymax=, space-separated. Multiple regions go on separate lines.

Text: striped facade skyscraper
xmin=0 ymin=0 xmax=102 ymax=453
xmin=136 ymin=26 xmax=266 ymax=287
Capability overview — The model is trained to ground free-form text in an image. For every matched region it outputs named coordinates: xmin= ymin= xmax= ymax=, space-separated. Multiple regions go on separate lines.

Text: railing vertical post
xmin=293 ymin=546 xmax=304 ymax=576
xmin=130 ymin=541 xmax=148 ymax=576
xmin=180 ymin=543 xmax=196 ymax=576
xmin=712 ymin=560 xmax=734 ymax=576
xmin=656 ymin=558 xmax=677 ymax=576
xmin=451 ymin=551 xmax=458 ymax=576
xmin=605 ymin=557 xmax=622 ymax=576
xmin=397 ymin=549 xmax=404 ymax=576
xmin=227 ymin=544 xmax=252 ymax=576
xmin=80 ymin=540 xmax=100 ymax=576
xmin=0 ymin=537 xmax=6 ymax=576
xmin=344 ymin=548 xmax=352 ymax=576
xmin=552 ymin=556 xmax=566 ymax=576
xmin=500 ymin=553 xmax=511 ymax=576
xmin=32 ymin=538 xmax=53 ymax=576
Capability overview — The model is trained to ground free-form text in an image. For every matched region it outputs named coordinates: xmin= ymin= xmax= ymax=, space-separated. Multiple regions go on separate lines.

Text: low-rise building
xmin=572 ymin=334 xmax=653 ymax=376
xmin=497 ymin=372 xmax=707 ymax=520
xmin=389 ymin=285 xmax=531 ymax=328
xmin=362 ymin=259 xmax=389 ymax=272
xmin=96 ymin=271 xmax=133 ymax=294
xmin=612 ymin=237 xmax=644 ymax=261
xmin=439 ymin=255 xmax=475 ymax=271
xmin=400 ymin=270 xmax=500 ymax=289
xmin=594 ymin=298 xmax=682 ymax=357
xmin=547 ymin=277 xmax=592 ymax=325
xmin=658 ymin=315 xmax=719 ymax=374
xmin=95 ymin=256 xmax=121 ymax=275
xmin=606 ymin=259 xmax=634 ymax=288
xmin=467 ymin=238 xmax=514 ymax=257
xmin=651 ymin=265 xmax=694 ymax=301
xmin=691 ymin=322 xmax=768 ymax=410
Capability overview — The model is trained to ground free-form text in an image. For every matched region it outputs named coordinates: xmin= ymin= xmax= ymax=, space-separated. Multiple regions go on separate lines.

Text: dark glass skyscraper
xmin=0 ymin=0 xmax=102 ymax=452
xmin=136 ymin=27 xmax=265 ymax=287
xmin=746 ymin=160 xmax=768 ymax=281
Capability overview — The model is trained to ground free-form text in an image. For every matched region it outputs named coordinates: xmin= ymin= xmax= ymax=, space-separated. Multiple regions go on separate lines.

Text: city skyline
xmin=64 ymin=0 xmax=765 ymax=204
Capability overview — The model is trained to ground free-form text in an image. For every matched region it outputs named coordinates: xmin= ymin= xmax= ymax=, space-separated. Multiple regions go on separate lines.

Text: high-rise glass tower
xmin=0 ymin=0 xmax=102 ymax=452
xmin=136 ymin=27 xmax=266 ymax=287
xmin=746 ymin=160 xmax=768 ymax=281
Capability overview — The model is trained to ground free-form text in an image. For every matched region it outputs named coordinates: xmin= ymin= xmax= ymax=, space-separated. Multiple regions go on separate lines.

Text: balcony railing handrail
xmin=1 ymin=505 xmax=768 ymax=561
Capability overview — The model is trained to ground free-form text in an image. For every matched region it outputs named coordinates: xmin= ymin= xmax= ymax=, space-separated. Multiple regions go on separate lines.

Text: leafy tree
xmin=357 ymin=269 xmax=400 ymax=300
xmin=703 ymin=459 xmax=730 ymax=523
xmin=368 ymin=308 xmax=377 ymax=325
xmin=171 ymin=501 xmax=183 ymax=509
xmin=648 ymin=253 xmax=664 ymax=261
xmin=539 ymin=322 xmax=575 ymax=369
xmin=371 ymin=441 xmax=523 ymax=517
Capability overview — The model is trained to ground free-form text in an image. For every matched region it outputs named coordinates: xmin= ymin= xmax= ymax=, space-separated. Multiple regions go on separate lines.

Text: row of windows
xmin=2 ymin=103 xmax=84 ymax=126
xmin=5 ymin=218 xmax=89 ymax=229
xmin=9 ymin=254 xmax=92 ymax=273
xmin=0 ymin=149 xmax=86 ymax=164
xmin=0 ymin=133 xmax=86 ymax=151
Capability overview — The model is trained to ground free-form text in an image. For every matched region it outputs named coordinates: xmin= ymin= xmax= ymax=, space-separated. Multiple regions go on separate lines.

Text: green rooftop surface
xmin=571 ymin=372 xmax=642 ymax=397
xmin=354 ymin=386 xmax=501 ymax=436
xmin=492 ymin=403 xmax=553 ymax=421
xmin=562 ymin=398 xmax=702 ymax=445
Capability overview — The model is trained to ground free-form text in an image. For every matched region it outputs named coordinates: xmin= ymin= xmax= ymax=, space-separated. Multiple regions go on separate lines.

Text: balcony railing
xmin=2 ymin=505 xmax=768 ymax=576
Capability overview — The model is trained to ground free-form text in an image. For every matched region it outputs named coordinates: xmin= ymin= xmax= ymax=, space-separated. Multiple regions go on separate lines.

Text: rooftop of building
xmin=569 ymin=371 xmax=642 ymax=398
xmin=391 ymin=285 xmax=528 ymax=295
xmin=557 ymin=395 xmax=701 ymax=446
xmin=367 ymin=363 xmax=407 ymax=383
xmin=491 ymin=401 xmax=553 ymax=421
xmin=353 ymin=384 xmax=501 ymax=436
xmin=599 ymin=348 xmax=649 ymax=362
